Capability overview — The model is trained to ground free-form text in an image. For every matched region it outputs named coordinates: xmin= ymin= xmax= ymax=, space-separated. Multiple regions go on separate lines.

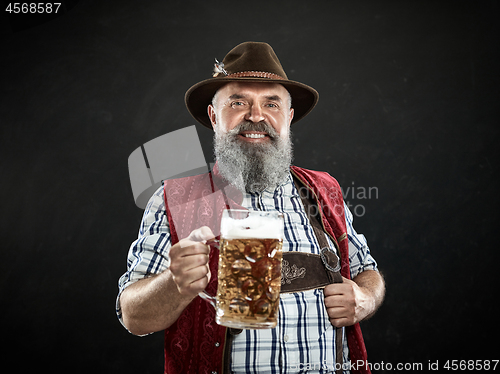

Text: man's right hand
xmin=168 ymin=226 xmax=215 ymax=298
xmin=120 ymin=226 xmax=216 ymax=335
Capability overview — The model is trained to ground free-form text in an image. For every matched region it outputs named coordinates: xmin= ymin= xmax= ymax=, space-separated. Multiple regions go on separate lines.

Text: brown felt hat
xmin=185 ymin=42 xmax=319 ymax=129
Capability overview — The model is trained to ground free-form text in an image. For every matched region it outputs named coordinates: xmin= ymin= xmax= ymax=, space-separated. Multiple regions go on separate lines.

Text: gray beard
xmin=213 ymin=121 xmax=293 ymax=193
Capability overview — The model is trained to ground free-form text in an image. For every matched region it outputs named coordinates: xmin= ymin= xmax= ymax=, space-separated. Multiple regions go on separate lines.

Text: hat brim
xmin=185 ymin=77 xmax=319 ymax=129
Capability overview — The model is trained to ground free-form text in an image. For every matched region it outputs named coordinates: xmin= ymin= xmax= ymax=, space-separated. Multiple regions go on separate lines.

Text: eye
xmin=266 ymin=102 xmax=279 ymax=109
xmin=230 ymin=101 xmax=246 ymax=108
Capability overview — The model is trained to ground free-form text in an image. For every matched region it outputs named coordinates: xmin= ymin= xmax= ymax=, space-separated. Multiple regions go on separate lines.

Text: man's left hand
xmin=323 ymin=277 xmax=376 ymax=328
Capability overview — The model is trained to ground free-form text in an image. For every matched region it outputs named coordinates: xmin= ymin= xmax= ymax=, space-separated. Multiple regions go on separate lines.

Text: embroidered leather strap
xmin=280 ymin=250 xmax=341 ymax=292
xmin=291 ymin=176 xmax=344 ymax=374
xmin=281 ymin=177 xmax=342 ymax=292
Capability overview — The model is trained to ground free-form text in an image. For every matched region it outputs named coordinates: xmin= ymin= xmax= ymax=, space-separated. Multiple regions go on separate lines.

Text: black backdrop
xmin=1 ymin=0 xmax=499 ymax=372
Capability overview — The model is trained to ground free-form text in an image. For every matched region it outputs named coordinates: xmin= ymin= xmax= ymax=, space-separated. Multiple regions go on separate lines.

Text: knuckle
xmin=169 ymin=262 xmax=179 ymax=274
xmin=195 ymin=242 xmax=209 ymax=252
xmin=330 ymin=319 xmax=341 ymax=328
xmin=178 ymin=239 xmax=193 ymax=249
xmin=347 ymin=296 xmax=356 ymax=307
xmin=169 ymin=245 xmax=180 ymax=258
xmin=323 ymin=285 xmax=334 ymax=295
xmin=199 ymin=253 xmax=210 ymax=265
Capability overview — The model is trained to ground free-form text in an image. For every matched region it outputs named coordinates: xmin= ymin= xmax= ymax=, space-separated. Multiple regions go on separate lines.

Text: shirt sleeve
xmin=115 ymin=185 xmax=172 ymax=328
xmin=343 ymin=201 xmax=378 ymax=279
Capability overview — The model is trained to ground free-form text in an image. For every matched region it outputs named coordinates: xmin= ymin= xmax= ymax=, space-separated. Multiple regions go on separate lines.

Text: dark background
xmin=1 ymin=0 xmax=499 ymax=372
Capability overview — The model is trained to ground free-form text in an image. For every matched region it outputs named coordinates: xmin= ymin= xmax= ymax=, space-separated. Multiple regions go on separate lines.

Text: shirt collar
xmin=249 ymin=171 xmax=294 ymax=197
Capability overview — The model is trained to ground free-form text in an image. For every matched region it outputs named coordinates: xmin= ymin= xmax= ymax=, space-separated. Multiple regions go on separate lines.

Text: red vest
xmin=162 ymin=165 xmax=370 ymax=374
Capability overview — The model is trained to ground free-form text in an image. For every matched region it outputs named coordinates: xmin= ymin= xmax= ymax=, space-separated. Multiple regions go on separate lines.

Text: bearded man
xmin=117 ymin=42 xmax=385 ymax=374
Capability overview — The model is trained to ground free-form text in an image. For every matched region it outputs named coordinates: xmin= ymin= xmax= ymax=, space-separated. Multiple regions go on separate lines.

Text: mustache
xmin=228 ymin=121 xmax=279 ymax=140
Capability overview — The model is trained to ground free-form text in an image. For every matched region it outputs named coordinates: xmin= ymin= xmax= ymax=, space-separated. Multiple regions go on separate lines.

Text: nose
xmin=244 ymin=103 xmax=265 ymax=123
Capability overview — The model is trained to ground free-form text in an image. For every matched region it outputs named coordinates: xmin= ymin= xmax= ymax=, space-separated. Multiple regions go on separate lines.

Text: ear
xmin=208 ymin=104 xmax=217 ymax=130
xmin=288 ymin=108 xmax=294 ymax=127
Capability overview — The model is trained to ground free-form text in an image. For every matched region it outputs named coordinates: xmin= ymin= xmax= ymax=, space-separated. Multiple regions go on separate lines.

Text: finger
xmin=175 ymin=240 xmax=211 ymax=256
xmin=181 ymin=264 xmax=210 ymax=284
xmin=324 ymin=294 xmax=348 ymax=308
xmin=329 ymin=316 xmax=350 ymax=328
xmin=325 ymin=299 xmax=356 ymax=327
xmin=324 ymin=283 xmax=350 ymax=297
xmin=182 ymin=273 xmax=211 ymax=295
xmin=326 ymin=304 xmax=355 ymax=327
xmin=176 ymin=253 xmax=210 ymax=272
xmin=169 ymin=251 xmax=209 ymax=276
xmin=172 ymin=265 xmax=210 ymax=288
xmin=172 ymin=264 xmax=210 ymax=291
xmin=326 ymin=304 xmax=348 ymax=319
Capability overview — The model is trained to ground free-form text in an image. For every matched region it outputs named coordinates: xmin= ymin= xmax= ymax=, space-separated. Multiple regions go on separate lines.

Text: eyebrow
xmin=228 ymin=94 xmax=283 ymax=102
xmin=265 ymin=95 xmax=283 ymax=102
xmin=228 ymin=94 xmax=245 ymax=100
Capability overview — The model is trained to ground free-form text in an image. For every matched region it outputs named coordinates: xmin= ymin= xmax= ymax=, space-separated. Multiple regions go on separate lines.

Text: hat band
xmin=227 ymin=71 xmax=285 ymax=80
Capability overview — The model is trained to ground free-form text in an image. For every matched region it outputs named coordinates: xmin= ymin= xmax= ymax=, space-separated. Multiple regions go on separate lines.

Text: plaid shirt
xmin=117 ymin=173 xmax=378 ymax=373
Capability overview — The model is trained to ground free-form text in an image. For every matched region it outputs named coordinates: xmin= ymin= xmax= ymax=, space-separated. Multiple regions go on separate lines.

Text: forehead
xmin=216 ymin=81 xmax=290 ymax=100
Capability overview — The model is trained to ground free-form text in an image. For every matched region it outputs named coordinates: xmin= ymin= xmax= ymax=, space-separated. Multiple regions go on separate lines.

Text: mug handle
xmin=198 ymin=238 xmax=220 ymax=308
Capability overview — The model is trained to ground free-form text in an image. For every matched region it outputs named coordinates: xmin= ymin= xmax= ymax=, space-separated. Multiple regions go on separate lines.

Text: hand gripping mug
xmin=200 ymin=209 xmax=284 ymax=329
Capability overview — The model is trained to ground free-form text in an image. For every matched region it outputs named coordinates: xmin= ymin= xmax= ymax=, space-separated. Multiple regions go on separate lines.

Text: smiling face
xmin=208 ymin=82 xmax=295 ymax=193
xmin=208 ymin=81 xmax=294 ymax=141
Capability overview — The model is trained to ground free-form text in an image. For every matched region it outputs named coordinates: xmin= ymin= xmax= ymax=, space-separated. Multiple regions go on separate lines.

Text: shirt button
xmin=215 ymin=342 xmax=220 ymax=347
xmin=283 ymin=335 xmax=289 ymax=342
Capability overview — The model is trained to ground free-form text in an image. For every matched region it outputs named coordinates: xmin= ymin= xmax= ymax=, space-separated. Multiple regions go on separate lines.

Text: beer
xmin=216 ymin=237 xmax=283 ymax=329
xmin=198 ymin=209 xmax=284 ymax=329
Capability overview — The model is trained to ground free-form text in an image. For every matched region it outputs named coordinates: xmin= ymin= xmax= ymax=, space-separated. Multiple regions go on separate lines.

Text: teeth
xmin=244 ymin=133 xmax=266 ymax=138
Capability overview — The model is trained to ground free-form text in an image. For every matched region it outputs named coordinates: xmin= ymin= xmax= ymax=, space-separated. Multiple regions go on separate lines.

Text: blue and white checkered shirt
xmin=117 ymin=172 xmax=378 ymax=373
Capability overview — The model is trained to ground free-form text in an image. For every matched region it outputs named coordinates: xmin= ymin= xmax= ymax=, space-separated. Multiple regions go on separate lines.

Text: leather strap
xmin=293 ymin=176 xmax=344 ymax=374
xmin=281 ymin=250 xmax=341 ymax=293
xmin=222 ymin=328 xmax=243 ymax=373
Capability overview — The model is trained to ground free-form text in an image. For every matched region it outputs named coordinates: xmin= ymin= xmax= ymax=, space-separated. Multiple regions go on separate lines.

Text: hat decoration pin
xmin=213 ymin=58 xmax=228 ymax=77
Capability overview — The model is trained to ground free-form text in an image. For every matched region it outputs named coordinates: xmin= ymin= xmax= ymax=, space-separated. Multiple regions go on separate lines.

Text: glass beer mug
xmin=199 ymin=209 xmax=284 ymax=329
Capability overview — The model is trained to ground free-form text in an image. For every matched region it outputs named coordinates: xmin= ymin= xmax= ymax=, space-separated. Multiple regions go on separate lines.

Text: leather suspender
xmin=292 ymin=176 xmax=344 ymax=374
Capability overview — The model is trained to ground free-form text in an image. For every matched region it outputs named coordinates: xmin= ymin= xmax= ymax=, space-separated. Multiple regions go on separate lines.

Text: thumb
xmin=188 ymin=226 xmax=215 ymax=243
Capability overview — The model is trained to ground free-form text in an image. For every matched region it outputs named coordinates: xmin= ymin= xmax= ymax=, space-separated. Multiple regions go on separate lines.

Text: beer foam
xmin=221 ymin=214 xmax=283 ymax=239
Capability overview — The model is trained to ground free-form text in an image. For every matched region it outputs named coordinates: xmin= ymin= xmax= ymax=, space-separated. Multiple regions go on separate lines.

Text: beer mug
xmin=200 ymin=209 xmax=284 ymax=329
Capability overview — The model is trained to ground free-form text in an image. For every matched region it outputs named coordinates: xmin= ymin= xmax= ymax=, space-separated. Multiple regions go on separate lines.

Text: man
xmin=117 ymin=42 xmax=385 ymax=374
